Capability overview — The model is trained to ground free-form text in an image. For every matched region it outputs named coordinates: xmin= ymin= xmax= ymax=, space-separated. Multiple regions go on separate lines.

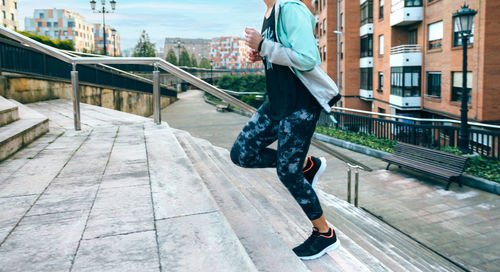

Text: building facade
xmin=313 ymin=0 xmax=500 ymax=123
xmin=164 ymin=38 xmax=211 ymax=62
xmin=25 ymin=9 xmax=95 ymax=52
xmin=210 ymin=37 xmax=263 ymax=70
xmin=94 ymin=24 xmax=121 ymax=56
xmin=1 ymin=0 xmax=19 ymax=31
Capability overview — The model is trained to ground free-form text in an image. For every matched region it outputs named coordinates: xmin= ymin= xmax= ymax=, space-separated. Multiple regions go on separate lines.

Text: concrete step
xmin=172 ymin=129 xmax=309 ymax=272
xmin=206 ymin=142 xmax=389 ymax=272
xmin=0 ymin=100 xmax=49 ymax=161
xmin=0 ymin=96 xmax=19 ymax=127
xmin=142 ymin=123 xmax=257 ymax=272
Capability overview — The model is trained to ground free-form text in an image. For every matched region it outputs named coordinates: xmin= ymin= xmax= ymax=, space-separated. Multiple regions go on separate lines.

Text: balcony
xmin=360 ymin=23 xmax=373 ymax=36
xmin=360 ymin=57 xmax=373 ymax=68
xmin=390 ymin=0 xmax=423 ymax=26
xmin=390 ymin=95 xmax=421 ymax=109
xmin=390 ymin=45 xmax=422 ymax=67
xmin=360 ymin=89 xmax=374 ymax=101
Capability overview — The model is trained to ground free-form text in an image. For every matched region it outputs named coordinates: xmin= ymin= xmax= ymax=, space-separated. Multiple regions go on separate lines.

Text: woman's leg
xmin=276 ymin=107 xmax=326 ymax=225
xmin=230 ymin=107 xmax=279 ymax=168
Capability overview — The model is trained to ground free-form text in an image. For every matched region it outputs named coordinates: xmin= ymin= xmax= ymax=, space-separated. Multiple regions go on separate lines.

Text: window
xmin=323 ymin=18 xmax=326 ymax=35
xmin=68 ymin=22 xmax=75 ymax=27
xmin=405 ymin=0 xmax=422 ymax=7
xmin=44 ymin=31 xmax=49 ymax=36
xmin=319 ymin=23 xmax=322 ymax=37
xmin=453 ymin=17 xmax=474 ymax=47
xmin=361 ymin=68 xmax=373 ymax=90
xmin=427 ymin=72 xmax=441 ymax=97
xmin=408 ymin=29 xmax=417 ymax=44
xmin=340 ymin=13 xmax=344 ymax=29
xmin=428 ymin=21 xmax=443 ymax=49
xmin=379 ymin=35 xmax=384 ymax=55
xmin=2 ymin=11 xmax=5 ymax=19
xmin=451 ymin=72 xmax=472 ymax=103
xmin=378 ymin=107 xmax=386 ymax=114
xmin=323 ymin=46 xmax=326 ymax=61
xmin=340 ymin=72 xmax=343 ymax=89
xmin=340 ymin=42 xmax=344 ymax=59
xmin=360 ymin=35 xmax=373 ymax=58
xmin=379 ymin=0 xmax=384 ymax=19
xmin=2 ymin=0 xmax=4 ymax=5
xmin=15 ymin=2 xmax=17 ymax=9
xmin=47 ymin=22 xmax=52 ymax=27
xmin=54 ymin=31 xmax=58 ymax=37
xmin=10 ymin=13 xmax=14 ymax=21
xmin=54 ymin=22 xmax=58 ymax=27
xmin=39 ymin=13 xmax=44 ymax=19
xmin=37 ymin=22 xmax=42 ymax=27
xmin=391 ymin=67 xmax=421 ymax=97
xmin=361 ymin=0 xmax=373 ymax=26
xmin=378 ymin=72 xmax=384 ymax=91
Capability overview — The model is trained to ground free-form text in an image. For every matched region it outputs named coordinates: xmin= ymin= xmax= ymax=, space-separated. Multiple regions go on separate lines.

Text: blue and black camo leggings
xmin=230 ymin=105 xmax=324 ymax=221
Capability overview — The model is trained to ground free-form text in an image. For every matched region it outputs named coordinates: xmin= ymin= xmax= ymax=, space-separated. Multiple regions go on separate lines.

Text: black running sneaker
xmin=293 ymin=227 xmax=340 ymax=260
xmin=303 ymin=156 xmax=327 ymax=188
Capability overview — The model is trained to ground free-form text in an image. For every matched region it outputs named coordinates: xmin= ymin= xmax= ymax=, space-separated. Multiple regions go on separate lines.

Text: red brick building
xmin=311 ymin=0 xmax=500 ymax=123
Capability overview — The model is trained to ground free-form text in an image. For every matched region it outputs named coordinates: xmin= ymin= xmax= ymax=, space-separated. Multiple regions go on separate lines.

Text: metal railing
xmin=0 ymin=26 xmax=255 ymax=130
xmin=319 ymin=107 xmax=500 ymax=160
xmin=390 ymin=44 xmax=422 ymax=55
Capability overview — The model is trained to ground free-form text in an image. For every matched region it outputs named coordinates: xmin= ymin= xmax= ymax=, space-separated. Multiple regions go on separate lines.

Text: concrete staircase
xmin=0 ymin=96 xmax=48 ymax=161
xmin=0 ymin=99 xmax=466 ymax=271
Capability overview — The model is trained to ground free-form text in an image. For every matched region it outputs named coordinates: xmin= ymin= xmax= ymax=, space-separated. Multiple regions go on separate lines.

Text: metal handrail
xmin=0 ymin=26 xmax=255 ymax=130
xmin=331 ymin=106 xmax=500 ymax=130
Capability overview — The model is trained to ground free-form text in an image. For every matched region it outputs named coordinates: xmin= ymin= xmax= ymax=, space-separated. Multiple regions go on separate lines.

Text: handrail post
xmin=153 ymin=63 xmax=161 ymax=125
xmin=71 ymin=63 xmax=81 ymax=131
xmin=354 ymin=168 xmax=359 ymax=207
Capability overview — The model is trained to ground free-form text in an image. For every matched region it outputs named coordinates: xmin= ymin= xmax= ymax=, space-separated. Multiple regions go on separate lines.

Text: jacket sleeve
xmin=259 ymin=4 xmax=319 ymax=72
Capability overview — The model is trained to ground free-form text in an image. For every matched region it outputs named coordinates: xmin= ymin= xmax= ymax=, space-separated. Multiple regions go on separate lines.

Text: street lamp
xmin=453 ymin=3 xmax=477 ymax=154
xmin=210 ymin=59 xmax=214 ymax=85
xmin=111 ymin=28 xmax=117 ymax=56
xmin=90 ymin=0 xmax=116 ymax=56
xmin=175 ymin=40 xmax=183 ymax=66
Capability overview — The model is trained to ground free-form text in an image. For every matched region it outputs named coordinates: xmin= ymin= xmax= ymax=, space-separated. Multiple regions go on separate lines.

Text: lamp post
xmin=175 ymin=40 xmax=183 ymax=66
xmin=111 ymin=28 xmax=117 ymax=56
xmin=453 ymin=3 xmax=477 ymax=154
xmin=90 ymin=0 xmax=116 ymax=56
xmin=210 ymin=59 xmax=214 ymax=85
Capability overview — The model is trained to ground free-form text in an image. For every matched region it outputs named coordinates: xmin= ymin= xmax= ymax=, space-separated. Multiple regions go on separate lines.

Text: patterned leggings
xmin=230 ymin=105 xmax=323 ymax=221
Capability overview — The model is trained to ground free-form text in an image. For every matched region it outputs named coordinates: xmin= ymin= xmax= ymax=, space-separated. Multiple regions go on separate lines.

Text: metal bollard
xmin=153 ymin=63 xmax=161 ymax=125
xmin=347 ymin=164 xmax=362 ymax=207
xmin=71 ymin=63 xmax=81 ymax=131
xmin=347 ymin=168 xmax=351 ymax=203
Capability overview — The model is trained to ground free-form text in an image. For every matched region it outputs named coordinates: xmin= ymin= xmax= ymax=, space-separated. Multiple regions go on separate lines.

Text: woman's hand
xmin=248 ymin=49 xmax=262 ymax=63
xmin=245 ymin=27 xmax=263 ymax=51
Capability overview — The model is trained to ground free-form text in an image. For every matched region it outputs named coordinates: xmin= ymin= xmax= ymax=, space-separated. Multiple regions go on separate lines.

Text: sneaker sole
xmin=311 ymin=157 xmax=327 ymax=188
xmin=298 ymin=239 xmax=341 ymax=260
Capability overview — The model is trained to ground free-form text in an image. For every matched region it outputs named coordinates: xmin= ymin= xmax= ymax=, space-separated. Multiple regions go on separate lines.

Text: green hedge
xmin=18 ymin=31 xmax=75 ymax=51
xmin=315 ymin=125 xmax=500 ymax=183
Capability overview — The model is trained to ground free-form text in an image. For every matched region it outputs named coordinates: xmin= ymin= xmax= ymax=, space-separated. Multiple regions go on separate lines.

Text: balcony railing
xmin=390 ymin=44 xmax=421 ymax=55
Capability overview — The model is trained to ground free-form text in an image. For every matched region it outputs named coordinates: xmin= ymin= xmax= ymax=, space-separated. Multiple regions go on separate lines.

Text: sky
xmin=18 ymin=0 xmax=267 ymax=52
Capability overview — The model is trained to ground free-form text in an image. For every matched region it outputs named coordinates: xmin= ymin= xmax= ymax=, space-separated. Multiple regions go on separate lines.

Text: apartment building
xmin=164 ymin=38 xmax=211 ymax=63
xmin=25 ymin=9 xmax=95 ymax=53
xmin=210 ymin=37 xmax=263 ymax=70
xmin=1 ymin=0 xmax=18 ymax=31
xmin=313 ymin=0 xmax=500 ymax=123
xmin=94 ymin=24 xmax=121 ymax=56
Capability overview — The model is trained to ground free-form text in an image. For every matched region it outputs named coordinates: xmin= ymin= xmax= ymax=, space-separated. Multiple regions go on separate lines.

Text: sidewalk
xmin=163 ymin=89 xmax=500 ymax=272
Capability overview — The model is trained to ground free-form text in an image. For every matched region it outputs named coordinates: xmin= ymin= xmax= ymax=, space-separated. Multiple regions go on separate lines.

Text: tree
xmin=133 ymin=30 xmax=156 ymax=57
xmin=199 ymin=58 xmax=211 ymax=69
xmin=18 ymin=31 xmax=75 ymax=51
xmin=165 ymin=49 xmax=177 ymax=65
xmin=190 ymin=54 xmax=198 ymax=67
xmin=178 ymin=49 xmax=191 ymax=67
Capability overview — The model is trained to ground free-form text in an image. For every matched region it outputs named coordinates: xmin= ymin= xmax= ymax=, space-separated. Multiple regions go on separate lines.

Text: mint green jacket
xmin=259 ymin=0 xmax=339 ymax=112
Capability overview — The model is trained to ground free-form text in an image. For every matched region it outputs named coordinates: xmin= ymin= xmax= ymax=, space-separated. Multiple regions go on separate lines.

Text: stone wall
xmin=0 ymin=74 xmax=177 ymax=118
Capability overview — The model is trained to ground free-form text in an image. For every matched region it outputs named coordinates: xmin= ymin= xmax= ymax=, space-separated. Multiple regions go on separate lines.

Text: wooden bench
xmin=383 ymin=142 xmax=468 ymax=190
xmin=216 ymin=102 xmax=229 ymax=112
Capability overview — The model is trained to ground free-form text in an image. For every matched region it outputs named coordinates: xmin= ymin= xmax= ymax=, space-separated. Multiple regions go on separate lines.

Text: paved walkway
xmin=163 ymin=90 xmax=500 ymax=272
